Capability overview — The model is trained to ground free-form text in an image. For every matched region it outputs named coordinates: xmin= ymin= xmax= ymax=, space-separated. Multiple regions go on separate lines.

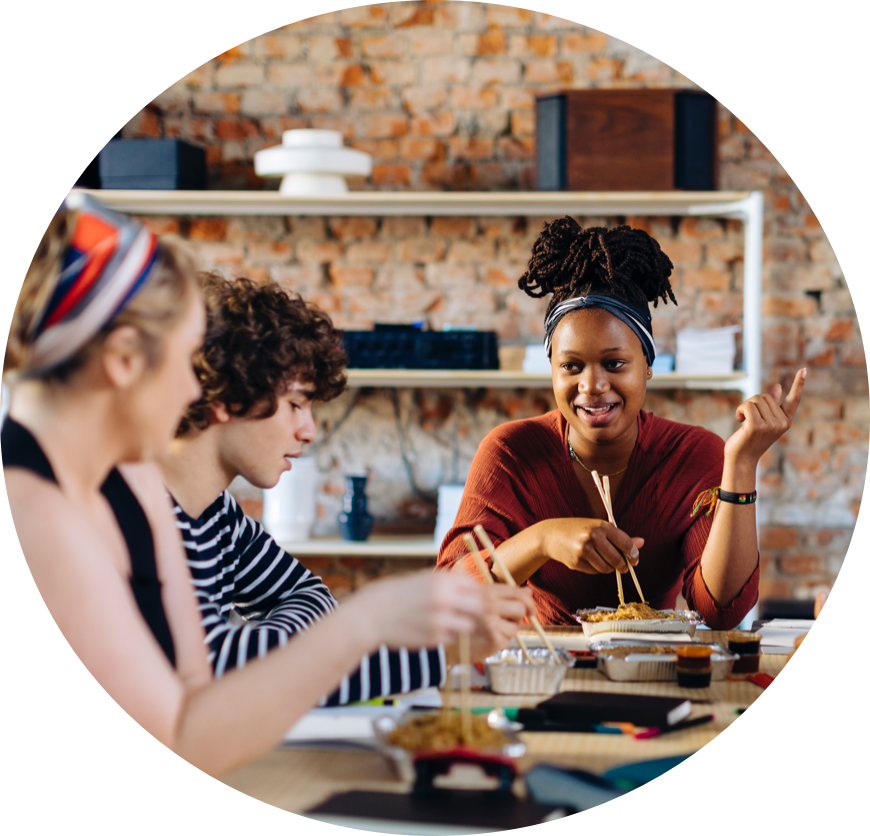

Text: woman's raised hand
xmin=538 ymin=517 xmax=644 ymax=575
xmin=343 ymin=569 xmax=487 ymax=650
xmin=458 ymin=584 xmax=536 ymax=662
xmin=724 ymin=369 xmax=806 ymax=468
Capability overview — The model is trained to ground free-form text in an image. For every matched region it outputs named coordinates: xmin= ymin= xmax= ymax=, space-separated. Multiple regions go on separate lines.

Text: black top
xmin=2 ymin=418 xmax=176 ymax=667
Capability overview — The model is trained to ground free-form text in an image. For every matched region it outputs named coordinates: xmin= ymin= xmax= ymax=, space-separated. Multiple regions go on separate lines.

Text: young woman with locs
xmin=437 ymin=218 xmax=805 ymax=629
xmin=3 ymin=193 xmax=508 ymax=777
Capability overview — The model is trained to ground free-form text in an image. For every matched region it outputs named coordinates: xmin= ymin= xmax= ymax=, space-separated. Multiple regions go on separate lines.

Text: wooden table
xmin=221 ymin=630 xmax=788 ymax=814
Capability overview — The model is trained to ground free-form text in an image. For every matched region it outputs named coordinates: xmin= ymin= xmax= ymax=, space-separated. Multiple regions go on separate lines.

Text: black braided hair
xmin=518 ymin=217 xmax=677 ymax=316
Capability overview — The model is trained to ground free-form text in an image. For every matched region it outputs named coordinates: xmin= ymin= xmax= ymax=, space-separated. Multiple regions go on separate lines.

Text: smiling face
xmin=550 ymin=307 xmax=649 ymax=452
xmin=215 ymin=380 xmax=318 ymax=490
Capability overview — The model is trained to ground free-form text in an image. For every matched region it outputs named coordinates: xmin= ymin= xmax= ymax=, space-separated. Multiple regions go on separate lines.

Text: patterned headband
xmin=543 ymin=294 xmax=656 ymax=365
xmin=24 ymin=192 xmax=160 ymax=376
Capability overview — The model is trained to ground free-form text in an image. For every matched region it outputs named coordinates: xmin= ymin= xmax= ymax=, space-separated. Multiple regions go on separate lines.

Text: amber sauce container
xmin=727 ymin=631 xmax=761 ymax=674
xmin=675 ymin=645 xmax=713 ymax=688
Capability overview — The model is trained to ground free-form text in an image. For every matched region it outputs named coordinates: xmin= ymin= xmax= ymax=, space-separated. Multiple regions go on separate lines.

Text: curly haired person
xmin=437 ymin=219 xmax=805 ymax=630
xmin=160 ymin=274 xmax=532 ymax=705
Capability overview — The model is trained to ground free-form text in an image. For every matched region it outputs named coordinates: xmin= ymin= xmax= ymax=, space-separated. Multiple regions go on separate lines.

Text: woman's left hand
xmin=724 ymin=368 xmax=806 ymax=468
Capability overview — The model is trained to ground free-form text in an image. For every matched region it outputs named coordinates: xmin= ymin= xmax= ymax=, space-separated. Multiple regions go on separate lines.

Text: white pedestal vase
xmin=254 ymin=129 xmax=372 ymax=195
xmin=262 ymin=457 xmax=318 ymax=542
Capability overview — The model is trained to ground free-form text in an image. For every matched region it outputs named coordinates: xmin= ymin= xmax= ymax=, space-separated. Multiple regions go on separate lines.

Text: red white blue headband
xmin=24 ymin=192 xmax=160 ymax=376
xmin=544 ymin=294 xmax=656 ymax=365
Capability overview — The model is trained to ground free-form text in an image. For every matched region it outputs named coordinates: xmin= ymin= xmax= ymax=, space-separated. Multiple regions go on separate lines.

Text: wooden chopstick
xmin=463 ymin=533 xmax=535 ymax=664
xmin=473 ymin=525 xmax=561 ymax=664
xmin=599 ymin=473 xmax=647 ymax=604
xmin=591 ymin=471 xmax=625 ymax=606
xmin=459 ymin=632 xmax=472 ymax=744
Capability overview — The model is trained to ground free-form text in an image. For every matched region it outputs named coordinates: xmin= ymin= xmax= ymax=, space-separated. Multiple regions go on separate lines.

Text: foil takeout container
xmin=591 ymin=641 xmax=737 ymax=682
xmin=484 ymin=646 xmax=574 ymax=695
xmin=372 ymin=710 xmax=525 ymax=782
xmin=574 ymin=607 xmax=703 ymax=638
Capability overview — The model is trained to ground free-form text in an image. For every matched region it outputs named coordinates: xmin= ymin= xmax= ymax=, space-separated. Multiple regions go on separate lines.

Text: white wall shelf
xmin=346 ymin=368 xmax=749 ymax=390
xmin=84 ymin=188 xmax=752 ymax=218
xmin=87 ymin=187 xmax=764 ymax=399
xmin=275 ymin=534 xmax=437 ymax=558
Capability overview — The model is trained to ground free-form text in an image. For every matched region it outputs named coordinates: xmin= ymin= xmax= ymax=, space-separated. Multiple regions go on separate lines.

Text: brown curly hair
xmin=177 ymin=274 xmax=347 ymax=436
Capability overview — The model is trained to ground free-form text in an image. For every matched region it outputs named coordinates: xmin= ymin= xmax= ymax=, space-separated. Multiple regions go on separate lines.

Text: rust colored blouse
xmin=437 ymin=409 xmax=758 ymax=630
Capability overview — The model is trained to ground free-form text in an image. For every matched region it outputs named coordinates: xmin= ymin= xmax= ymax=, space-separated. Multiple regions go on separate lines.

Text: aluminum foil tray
xmin=485 ymin=647 xmax=574 ymax=695
xmin=372 ymin=711 xmax=525 ymax=782
xmin=592 ymin=641 xmax=738 ymax=682
xmin=575 ymin=607 xmax=703 ymax=638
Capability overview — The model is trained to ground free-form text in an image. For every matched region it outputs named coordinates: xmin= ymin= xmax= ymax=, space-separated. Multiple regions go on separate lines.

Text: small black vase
xmin=338 ymin=474 xmax=374 ymax=541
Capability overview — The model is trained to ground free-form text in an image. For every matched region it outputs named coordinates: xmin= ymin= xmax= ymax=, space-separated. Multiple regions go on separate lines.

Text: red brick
xmin=680 ymin=217 xmax=725 ymax=240
xmin=421 ymin=162 xmax=472 ymax=189
xmin=370 ymin=60 xmax=417 ymax=86
xmin=296 ymin=89 xmax=343 ymax=112
xmin=397 ymin=238 xmax=447 ymax=263
xmin=267 ymin=63 xmax=314 ymax=87
xmin=214 ymin=62 xmax=264 ymax=87
xmin=381 ymin=217 xmax=427 ymax=238
xmin=589 ymin=57 xmax=623 ymax=82
xmin=561 ymin=32 xmax=607 ymax=53
xmin=682 ymin=266 xmax=730 ymax=290
xmin=346 ymin=241 xmax=393 ymax=263
xmin=296 ymin=241 xmax=344 ymax=264
xmin=422 ymin=56 xmax=472 ymax=84
xmin=698 ymin=292 xmax=744 ymax=315
xmin=328 ymin=265 xmax=375 ymax=289
xmin=763 ymin=321 xmax=801 ymax=367
xmin=500 ymin=88 xmax=535 ymax=109
xmin=485 ymin=6 xmax=533 ymax=26
xmin=253 ymin=34 xmax=302 ymax=59
xmin=124 ymin=108 xmax=161 ymax=137
xmin=215 ymin=45 xmax=247 ymax=64
xmin=409 ymin=112 xmax=455 ymax=137
xmin=361 ymin=35 xmax=404 ymax=58
xmin=371 ymin=164 xmax=411 ymax=186
xmin=784 ymin=450 xmax=831 ymax=475
xmin=805 ymin=345 xmax=835 ymax=367
xmin=359 ymin=113 xmax=409 ymax=139
xmin=840 ymin=344 xmax=867 ymax=367
xmin=484 ymin=264 xmax=524 ymax=287
xmin=392 ymin=5 xmax=435 ymax=27
xmin=399 ymin=137 xmax=445 ymax=161
xmin=758 ymin=578 xmax=794 ymax=600
xmin=760 ymin=527 xmax=800 ymax=550
xmin=812 ymin=421 xmax=868 ymax=448
xmin=138 ymin=217 xmax=180 ymax=235
xmin=475 ymin=29 xmax=507 ymax=56
xmin=374 ymin=265 xmax=425 ymax=292
xmin=447 ymin=238 xmax=497 ymax=263
xmin=826 ymin=319 xmax=853 ymax=341
xmin=424 ymin=264 xmax=476 ymax=290
xmin=448 ymin=137 xmax=494 ymax=160
xmin=524 ymin=59 xmax=573 ymax=84
xmin=350 ymin=88 xmax=398 ymax=110
xmin=472 ymin=59 xmax=522 ymax=86
xmin=510 ymin=111 xmax=536 ymax=138
xmin=188 ymin=218 xmax=228 ymax=241
xmin=328 ymin=217 xmax=378 ymax=242
xmin=402 ymin=86 xmax=448 ymax=112
xmin=351 ymin=138 xmax=399 ymax=160
xmin=780 ymin=555 xmax=826 ymax=575
xmin=193 ymin=92 xmax=240 ymax=114
xmin=339 ymin=6 xmax=387 ymax=27
xmin=450 ymin=87 xmax=499 ymax=109
xmin=431 ymin=217 xmax=477 ymax=238
xmin=762 ymin=296 xmax=818 ymax=317
xmin=408 ymin=30 xmax=454 ymax=55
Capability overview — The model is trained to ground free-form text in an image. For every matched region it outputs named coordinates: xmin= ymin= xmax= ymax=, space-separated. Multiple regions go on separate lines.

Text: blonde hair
xmin=5 ymin=205 xmax=199 ymax=383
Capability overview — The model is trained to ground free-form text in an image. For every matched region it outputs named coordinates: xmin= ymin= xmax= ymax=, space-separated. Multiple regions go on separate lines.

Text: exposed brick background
xmin=122 ymin=2 xmax=867 ymax=603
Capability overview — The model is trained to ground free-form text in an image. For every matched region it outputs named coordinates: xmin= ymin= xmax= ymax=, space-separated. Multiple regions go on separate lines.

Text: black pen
xmin=634 ymin=714 xmax=714 ymax=739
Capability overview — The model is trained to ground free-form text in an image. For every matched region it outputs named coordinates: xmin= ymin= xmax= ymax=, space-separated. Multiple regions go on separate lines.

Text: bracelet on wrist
xmin=691 ymin=486 xmax=757 ymax=517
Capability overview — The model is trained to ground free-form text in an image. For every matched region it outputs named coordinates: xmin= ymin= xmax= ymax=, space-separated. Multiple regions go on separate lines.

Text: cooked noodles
xmin=386 ymin=711 xmax=507 ymax=752
xmin=583 ymin=602 xmax=684 ymax=623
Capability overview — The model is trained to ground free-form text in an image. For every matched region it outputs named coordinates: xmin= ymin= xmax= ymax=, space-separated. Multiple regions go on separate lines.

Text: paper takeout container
xmin=372 ymin=711 xmax=525 ymax=782
xmin=574 ymin=607 xmax=703 ymax=638
xmin=485 ymin=647 xmax=574 ymax=695
xmin=592 ymin=641 xmax=737 ymax=682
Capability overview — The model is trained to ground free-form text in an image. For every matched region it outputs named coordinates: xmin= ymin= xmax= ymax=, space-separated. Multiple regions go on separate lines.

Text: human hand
xmin=343 ymin=569 xmax=485 ymax=650
xmin=538 ymin=518 xmax=644 ymax=575
xmin=446 ymin=584 xmax=536 ymax=663
xmin=724 ymin=369 xmax=806 ymax=470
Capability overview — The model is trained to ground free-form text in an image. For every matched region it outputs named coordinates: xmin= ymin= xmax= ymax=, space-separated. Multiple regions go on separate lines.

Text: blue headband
xmin=544 ymin=295 xmax=656 ymax=365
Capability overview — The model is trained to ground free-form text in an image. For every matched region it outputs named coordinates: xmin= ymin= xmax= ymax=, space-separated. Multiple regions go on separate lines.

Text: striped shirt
xmin=173 ymin=491 xmax=446 ymax=705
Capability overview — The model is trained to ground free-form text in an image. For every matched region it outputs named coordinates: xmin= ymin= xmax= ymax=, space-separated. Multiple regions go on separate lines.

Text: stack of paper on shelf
xmin=675 ymin=325 xmax=740 ymax=374
xmin=756 ymin=619 xmax=813 ymax=654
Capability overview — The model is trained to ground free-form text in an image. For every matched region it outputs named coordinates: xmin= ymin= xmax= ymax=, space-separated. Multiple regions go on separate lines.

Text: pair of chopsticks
xmin=589 ymin=471 xmax=646 ymax=605
xmin=463 ymin=525 xmax=560 ymax=665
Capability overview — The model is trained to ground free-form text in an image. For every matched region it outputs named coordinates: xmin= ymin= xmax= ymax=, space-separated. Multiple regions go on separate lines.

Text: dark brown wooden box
xmin=536 ymin=89 xmax=717 ymax=191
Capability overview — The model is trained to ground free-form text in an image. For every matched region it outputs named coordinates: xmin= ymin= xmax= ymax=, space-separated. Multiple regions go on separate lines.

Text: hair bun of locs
xmin=22 ymin=192 xmax=161 ymax=378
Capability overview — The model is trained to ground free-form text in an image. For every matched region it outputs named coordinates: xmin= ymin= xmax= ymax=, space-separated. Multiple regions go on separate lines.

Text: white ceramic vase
xmin=262 ymin=457 xmax=318 ymax=542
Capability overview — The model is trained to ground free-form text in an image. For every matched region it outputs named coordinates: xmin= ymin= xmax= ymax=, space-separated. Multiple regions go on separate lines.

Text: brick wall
xmin=122 ymin=2 xmax=867 ymax=603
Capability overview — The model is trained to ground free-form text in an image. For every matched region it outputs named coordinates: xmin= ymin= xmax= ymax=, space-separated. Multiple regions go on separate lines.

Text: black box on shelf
xmin=342 ymin=327 xmax=499 ymax=370
xmin=98 ymin=138 xmax=207 ymax=190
